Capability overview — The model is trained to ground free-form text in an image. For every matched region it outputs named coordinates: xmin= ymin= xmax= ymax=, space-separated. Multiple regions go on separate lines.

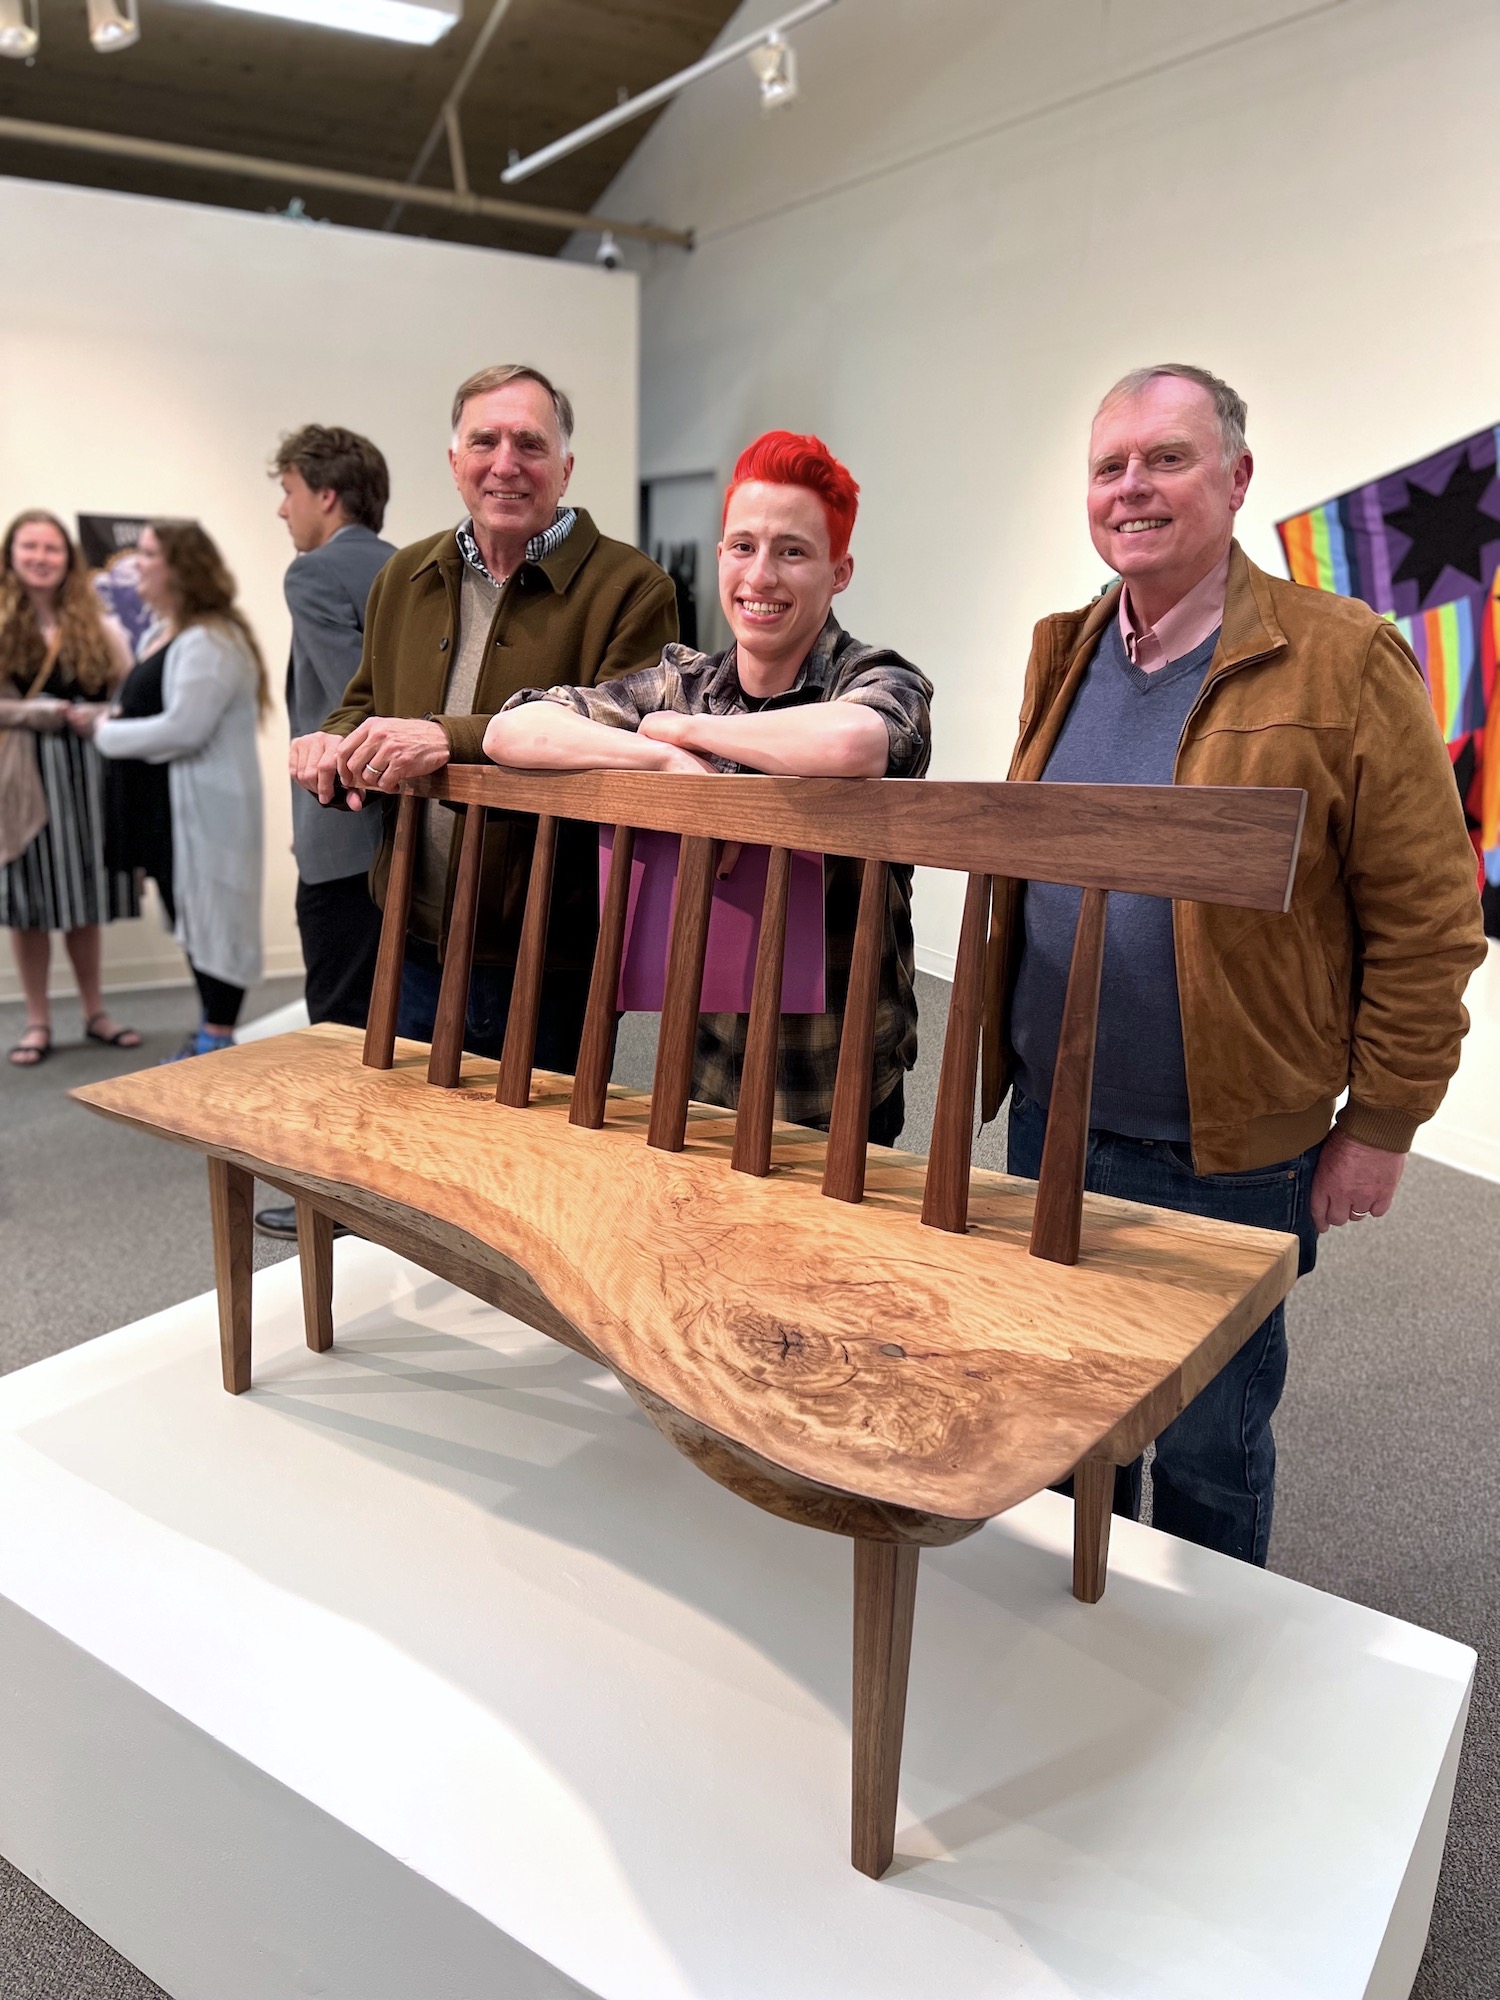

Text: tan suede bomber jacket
xmin=981 ymin=542 xmax=1487 ymax=1174
xmin=323 ymin=510 xmax=677 ymax=963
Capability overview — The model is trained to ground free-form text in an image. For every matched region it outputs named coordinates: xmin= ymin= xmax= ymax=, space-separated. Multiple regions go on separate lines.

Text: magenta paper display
xmin=600 ymin=828 xmax=826 ymax=1014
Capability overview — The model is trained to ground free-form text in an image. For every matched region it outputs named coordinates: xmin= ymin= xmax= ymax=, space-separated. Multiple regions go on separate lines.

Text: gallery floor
xmin=0 ymin=968 xmax=1495 ymax=1999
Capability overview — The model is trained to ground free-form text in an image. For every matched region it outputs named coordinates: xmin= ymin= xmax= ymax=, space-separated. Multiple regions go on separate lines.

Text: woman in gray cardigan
xmin=73 ymin=523 xmax=266 ymax=1059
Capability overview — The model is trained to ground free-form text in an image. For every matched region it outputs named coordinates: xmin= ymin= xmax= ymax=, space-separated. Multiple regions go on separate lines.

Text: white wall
xmin=588 ymin=0 xmax=1500 ymax=970
xmin=0 ymin=178 xmax=640 ymax=1002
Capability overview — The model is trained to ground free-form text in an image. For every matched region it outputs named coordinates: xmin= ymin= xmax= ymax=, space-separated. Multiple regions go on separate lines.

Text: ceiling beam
xmin=0 ymin=113 xmax=692 ymax=248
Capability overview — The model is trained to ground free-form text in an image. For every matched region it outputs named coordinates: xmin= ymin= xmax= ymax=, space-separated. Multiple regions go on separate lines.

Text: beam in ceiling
xmin=0 ymin=113 xmax=692 ymax=248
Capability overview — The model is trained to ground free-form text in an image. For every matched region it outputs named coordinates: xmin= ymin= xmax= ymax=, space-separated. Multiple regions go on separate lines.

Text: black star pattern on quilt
xmin=1384 ymin=454 xmax=1500 ymax=606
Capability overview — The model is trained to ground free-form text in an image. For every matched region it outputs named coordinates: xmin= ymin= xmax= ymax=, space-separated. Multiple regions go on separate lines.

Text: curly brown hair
xmin=0 ymin=510 xmax=120 ymax=697
xmin=151 ymin=521 xmax=271 ymax=720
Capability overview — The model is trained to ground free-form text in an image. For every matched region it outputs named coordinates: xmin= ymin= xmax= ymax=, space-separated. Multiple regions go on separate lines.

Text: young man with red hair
xmin=484 ymin=430 xmax=932 ymax=1141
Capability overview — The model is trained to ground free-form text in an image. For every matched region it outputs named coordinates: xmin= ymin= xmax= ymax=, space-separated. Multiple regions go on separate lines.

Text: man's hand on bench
xmin=333 ymin=717 xmax=451 ymax=808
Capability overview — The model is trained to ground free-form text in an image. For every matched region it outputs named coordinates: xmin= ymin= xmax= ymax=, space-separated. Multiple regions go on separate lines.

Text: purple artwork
xmin=601 ymin=828 xmax=827 ymax=1014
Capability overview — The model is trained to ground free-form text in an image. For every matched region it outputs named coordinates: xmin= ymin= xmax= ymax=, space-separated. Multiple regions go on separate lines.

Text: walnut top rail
xmin=416 ymin=768 xmax=1308 ymax=911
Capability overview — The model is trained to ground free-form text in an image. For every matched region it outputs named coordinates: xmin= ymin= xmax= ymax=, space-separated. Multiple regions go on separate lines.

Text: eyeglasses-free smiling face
xmin=718 ymin=480 xmax=853 ymax=684
xmin=8 ymin=519 xmax=70 ymax=597
xmin=448 ymin=379 xmax=573 ymax=553
xmin=1087 ymin=375 xmax=1251 ymax=619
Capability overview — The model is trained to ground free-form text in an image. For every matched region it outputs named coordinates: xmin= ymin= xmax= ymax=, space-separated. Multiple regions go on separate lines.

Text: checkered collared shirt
xmin=456 ymin=508 xmax=577 ymax=584
xmin=501 ymin=614 xmax=933 ymax=1129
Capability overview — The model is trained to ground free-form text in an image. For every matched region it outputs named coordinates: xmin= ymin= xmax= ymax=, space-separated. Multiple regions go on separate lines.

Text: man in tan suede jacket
xmin=289 ymin=362 xmax=676 ymax=1068
xmin=986 ymin=362 xmax=1484 ymax=1566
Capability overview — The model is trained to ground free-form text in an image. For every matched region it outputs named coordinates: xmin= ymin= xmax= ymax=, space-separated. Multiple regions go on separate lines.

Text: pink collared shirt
xmin=1118 ymin=551 xmax=1231 ymax=672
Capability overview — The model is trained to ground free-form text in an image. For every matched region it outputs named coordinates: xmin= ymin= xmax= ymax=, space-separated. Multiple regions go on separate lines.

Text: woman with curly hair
xmin=72 ymin=522 xmax=267 ymax=1060
xmin=0 ymin=510 xmax=138 ymax=1066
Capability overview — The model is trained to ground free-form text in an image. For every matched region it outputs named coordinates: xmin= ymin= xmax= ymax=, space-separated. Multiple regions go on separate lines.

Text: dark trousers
xmin=193 ymin=967 xmax=245 ymax=1029
xmin=296 ymin=871 xmax=384 ymax=1029
xmin=396 ymin=938 xmax=591 ymax=1071
xmin=1006 ymin=1085 xmax=1320 ymax=1566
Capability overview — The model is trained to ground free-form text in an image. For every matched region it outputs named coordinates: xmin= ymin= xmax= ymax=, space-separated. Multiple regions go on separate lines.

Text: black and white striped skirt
xmin=0 ymin=730 xmax=139 ymax=932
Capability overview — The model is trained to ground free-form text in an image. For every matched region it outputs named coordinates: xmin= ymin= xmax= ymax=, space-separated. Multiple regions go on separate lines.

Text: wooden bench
xmin=75 ymin=769 xmax=1306 ymax=1879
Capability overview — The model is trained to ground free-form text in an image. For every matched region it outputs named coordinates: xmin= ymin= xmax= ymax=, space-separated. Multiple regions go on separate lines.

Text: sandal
xmin=85 ymin=1011 xmax=143 ymax=1050
xmin=8 ymin=1025 xmax=52 ymax=1067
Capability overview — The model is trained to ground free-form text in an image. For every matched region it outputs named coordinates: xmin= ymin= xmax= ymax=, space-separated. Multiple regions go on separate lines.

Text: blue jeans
xmin=397 ymin=940 xmax=591 ymax=1071
xmin=1007 ymin=1086 xmax=1320 ymax=1566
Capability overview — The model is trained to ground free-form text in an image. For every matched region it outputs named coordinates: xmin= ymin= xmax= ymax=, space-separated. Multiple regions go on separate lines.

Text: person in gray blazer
xmin=263 ymin=425 xmax=395 ymax=1237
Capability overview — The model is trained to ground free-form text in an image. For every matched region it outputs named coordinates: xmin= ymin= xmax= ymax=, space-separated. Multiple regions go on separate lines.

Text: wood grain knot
xmin=726 ymin=1311 xmax=860 ymax=1393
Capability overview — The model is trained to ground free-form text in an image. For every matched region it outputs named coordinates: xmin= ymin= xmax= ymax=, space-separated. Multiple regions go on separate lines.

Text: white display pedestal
xmin=0 ymin=1243 xmax=1471 ymax=2000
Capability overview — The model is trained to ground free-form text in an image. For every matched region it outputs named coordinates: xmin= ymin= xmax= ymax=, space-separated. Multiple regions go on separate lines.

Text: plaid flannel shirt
xmin=501 ymin=614 xmax=933 ymax=1128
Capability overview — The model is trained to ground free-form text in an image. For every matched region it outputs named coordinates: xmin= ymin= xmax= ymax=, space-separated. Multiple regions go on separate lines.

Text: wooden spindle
xmin=427 ymin=801 xmax=486 ymax=1087
xmin=822 ymin=857 xmax=889 ymax=1204
xmin=647 ymin=835 xmax=717 ymax=1152
xmin=496 ymin=813 xmax=559 ymax=1108
xmin=921 ymin=872 xmax=990 ymax=1233
xmin=731 ymin=845 xmax=791 ymax=1177
xmin=362 ymin=790 xmax=417 ymax=1070
xmin=570 ymin=823 xmax=635 ymax=1129
xmin=1028 ymin=885 xmax=1108 ymax=1265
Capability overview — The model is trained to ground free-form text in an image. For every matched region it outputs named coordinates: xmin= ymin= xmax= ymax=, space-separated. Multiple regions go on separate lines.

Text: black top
xmin=103 ymin=641 xmax=174 ymax=904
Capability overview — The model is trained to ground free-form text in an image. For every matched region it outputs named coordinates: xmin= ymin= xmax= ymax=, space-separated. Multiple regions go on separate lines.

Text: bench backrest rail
xmin=362 ymin=773 xmax=1306 ymax=1267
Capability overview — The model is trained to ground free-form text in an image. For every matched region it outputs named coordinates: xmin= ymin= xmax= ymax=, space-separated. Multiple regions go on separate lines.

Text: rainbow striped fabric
xmin=1277 ymin=427 xmax=1500 ymax=856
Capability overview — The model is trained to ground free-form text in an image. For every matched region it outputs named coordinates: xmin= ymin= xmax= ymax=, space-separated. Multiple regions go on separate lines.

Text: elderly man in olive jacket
xmin=290 ymin=363 xmax=677 ymax=1066
xmin=985 ymin=361 xmax=1485 ymax=1569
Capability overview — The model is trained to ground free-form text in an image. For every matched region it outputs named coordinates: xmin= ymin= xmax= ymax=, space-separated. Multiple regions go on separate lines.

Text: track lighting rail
xmin=500 ymin=0 xmax=838 ymax=186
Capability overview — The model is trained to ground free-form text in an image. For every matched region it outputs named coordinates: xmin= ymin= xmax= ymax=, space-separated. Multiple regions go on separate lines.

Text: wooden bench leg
xmin=1072 ymin=1458 xmax=1115 ymax=1603
xmin=295 ymin=1198 xmax=335 ymax=1354
xmin=207 ymin=1157 xmax=253 ymax=1394
xmin=851 ymin=1538 xmax=919 ymax=1878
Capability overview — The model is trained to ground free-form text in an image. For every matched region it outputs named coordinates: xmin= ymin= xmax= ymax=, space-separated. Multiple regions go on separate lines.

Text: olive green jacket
xmin=981 ymin=542 xmax=1486 ymax=1173
xmin=324 ymin=511 xmax=677 ymax=963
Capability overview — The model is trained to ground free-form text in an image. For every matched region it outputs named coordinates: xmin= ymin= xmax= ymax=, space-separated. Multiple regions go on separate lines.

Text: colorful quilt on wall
xmin=1277 ymin=425 xmax=1500 ymax=885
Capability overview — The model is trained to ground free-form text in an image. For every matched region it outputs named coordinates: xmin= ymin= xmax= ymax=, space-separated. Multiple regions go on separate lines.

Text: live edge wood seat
xmin=74 ymin=767 xmax=1306 ymax=1881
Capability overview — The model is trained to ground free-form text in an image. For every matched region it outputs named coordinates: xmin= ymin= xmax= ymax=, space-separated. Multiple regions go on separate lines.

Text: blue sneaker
xmin=160 ymin=1024 xmax=235 ymax=1064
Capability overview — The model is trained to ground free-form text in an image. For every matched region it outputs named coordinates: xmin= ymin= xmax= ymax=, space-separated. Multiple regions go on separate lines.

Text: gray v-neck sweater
xmin=1009 ymin=614 xmax=1220 ymax=1142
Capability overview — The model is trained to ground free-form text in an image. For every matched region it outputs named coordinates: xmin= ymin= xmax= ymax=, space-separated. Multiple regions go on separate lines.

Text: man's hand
xmin=1310 ymin=1128 xmax=1407 ymax=1232
xmin=638 ymin=700 xmax=889 ymax=776
xmin=290 ymin=729 xmax=354 ymax=807
xmin=334 ymin=717 xmax=450 ymax=810
xmin=637 ymin=711 xmax=694 ymax=749
xmin=636 ymin=712 xmax=720 ymax=773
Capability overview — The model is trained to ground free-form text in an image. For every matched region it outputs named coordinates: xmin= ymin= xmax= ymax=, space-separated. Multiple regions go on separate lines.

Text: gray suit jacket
xmin=286 ymin=523 xmax=395 ymax=884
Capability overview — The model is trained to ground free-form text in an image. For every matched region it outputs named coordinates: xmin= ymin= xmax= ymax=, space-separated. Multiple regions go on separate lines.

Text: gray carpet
xmin=0 ymin=972 xmax=1494 ymax=1996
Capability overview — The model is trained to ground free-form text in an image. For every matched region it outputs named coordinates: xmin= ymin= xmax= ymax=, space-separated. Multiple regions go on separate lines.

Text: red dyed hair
xmin=722 ymin=430 xmax=860 ymax=562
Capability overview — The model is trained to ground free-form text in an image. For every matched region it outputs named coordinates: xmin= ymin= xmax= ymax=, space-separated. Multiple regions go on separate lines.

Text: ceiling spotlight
xmin=86 ymin=0 xmax=139 ymax=49
xmin=0 ymin=0 xmax=39 ymax=59
xmin=747 ymin=31 xmax=797 ymax=112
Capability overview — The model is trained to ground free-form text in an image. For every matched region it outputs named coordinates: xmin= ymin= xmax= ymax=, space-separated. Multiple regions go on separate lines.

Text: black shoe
xmin=254 ymin=1203 xmax=351 ymax=1242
